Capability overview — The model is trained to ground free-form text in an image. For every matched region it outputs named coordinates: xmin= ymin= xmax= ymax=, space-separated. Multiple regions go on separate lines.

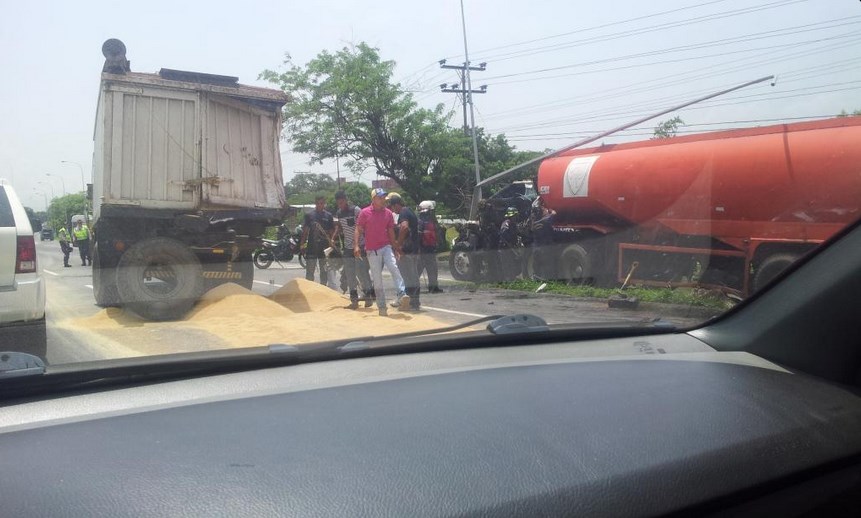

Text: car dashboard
xmin=2 ymin=333 xmax=861 ymax=517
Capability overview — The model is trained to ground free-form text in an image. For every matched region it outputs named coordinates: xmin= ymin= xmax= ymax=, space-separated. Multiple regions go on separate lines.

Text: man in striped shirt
xmin=335 ymin=191 xmax=375 ymax=309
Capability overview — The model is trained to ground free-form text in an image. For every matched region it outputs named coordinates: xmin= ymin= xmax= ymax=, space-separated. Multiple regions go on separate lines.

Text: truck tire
xmin=449 ymin=242 xmax=474 ymax=281
xmin=253 ymin=249 xmax=274 ymax=269
xmin=115 ymin=237 xmax=204 ymax=321
xmin=753 ymin=253 xmax=799 ymax=292
xmin=559 ymin=244 xmax=592 ymax=285
xmin=92 ymin=242 xmax=120 ymax=307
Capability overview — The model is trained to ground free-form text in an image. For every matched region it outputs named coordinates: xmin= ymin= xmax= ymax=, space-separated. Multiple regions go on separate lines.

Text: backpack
xmin=420 ymin=219 xmax=438 ymax=249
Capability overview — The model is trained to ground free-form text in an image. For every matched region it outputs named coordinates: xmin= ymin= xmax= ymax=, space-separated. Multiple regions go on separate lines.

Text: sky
xmin=1 ymin=0 xmax=858 ymax=210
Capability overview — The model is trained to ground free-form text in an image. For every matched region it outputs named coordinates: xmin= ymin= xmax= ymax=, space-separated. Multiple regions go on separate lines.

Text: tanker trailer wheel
xmin=753 ymin=253 xmax=799 ymax=292
xmin=92 ymin=242 xmax=121 ymax=308
xmin=115 ymin=237 xmax=204 ymax=321
xmin=253 ymin=249 xmax=274 ymax=269
xmin=559 ymin=244 xmax=592 ymax=285
xmin=449 ymin=242 xmax=475 ymax=281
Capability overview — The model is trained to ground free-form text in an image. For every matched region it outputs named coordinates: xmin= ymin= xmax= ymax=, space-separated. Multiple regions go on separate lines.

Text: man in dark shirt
xmin=386 ymin=193 xmax=421 ymax=311
xmin=300 ymin=194 xmax=335 ymax=286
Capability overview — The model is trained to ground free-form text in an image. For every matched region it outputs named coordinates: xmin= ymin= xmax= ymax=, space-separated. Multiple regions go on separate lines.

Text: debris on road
xmin=66 ymin=279 xmax=461 ymax=358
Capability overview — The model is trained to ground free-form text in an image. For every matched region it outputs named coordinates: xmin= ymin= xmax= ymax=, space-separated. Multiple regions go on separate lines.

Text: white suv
xmin=0 ymin=183 xmax=46 ymax=359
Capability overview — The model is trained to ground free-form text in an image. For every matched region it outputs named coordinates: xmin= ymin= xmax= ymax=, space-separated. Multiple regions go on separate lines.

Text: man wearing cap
xmin=355 ymin=188 xmax=407 ymax=316
xmin=334 ymin=191 xmax=375 ymax=309
xmin=386 ymin=192 xmax=421 ymax=311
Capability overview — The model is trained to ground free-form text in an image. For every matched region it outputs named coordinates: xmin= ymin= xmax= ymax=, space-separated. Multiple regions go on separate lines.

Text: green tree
xmin=284 ymin=173 xmax=339 ymax=205
xmin=837 ymin=108 xmax=861 ymax=117
xmin=652 ymin=116 xmax=685 ymax=139
xmin=433 ymin=129 xmax=543 ymax=216
xmin=261 ymin=43 xmax=451 ymax=203
xmin=46 ymin=193 xmax=87 ymax=231
xmin=23 ymin=207 xmax=42 ymax=231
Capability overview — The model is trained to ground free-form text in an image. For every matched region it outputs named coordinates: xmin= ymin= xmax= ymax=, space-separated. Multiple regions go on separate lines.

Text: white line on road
xmin=254 ymin=280 xmax=284 ymax=288
xmin=84 ymin=284 xmax=93 ymax=290
xmin=43 ymin=269 xmax=58 ymax=276
xmin=422 ymin=305 xmax=488 ymax=318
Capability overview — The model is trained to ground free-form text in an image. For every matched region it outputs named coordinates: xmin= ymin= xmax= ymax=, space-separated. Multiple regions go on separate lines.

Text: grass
xmin=486 ymin=279 xmax=737 ymax=310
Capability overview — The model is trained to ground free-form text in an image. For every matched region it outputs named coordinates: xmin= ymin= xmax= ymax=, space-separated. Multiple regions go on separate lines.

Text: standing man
xmin=72 ymin=219 xmax=91 ymax=266
xmin=417 ymin=201 xmax=443 ymax=293
xmin=57 ymin=226 xmax=72 ymax=268
xmin=334 ymin=191 xmax=375 ymax=309
xmin=386 ymin=192 xmax=421 ymax=312
xmin=299 ymin=194 xmax=335 ymax=286
xmin=355 ymin=188 xmax=406 ymax=316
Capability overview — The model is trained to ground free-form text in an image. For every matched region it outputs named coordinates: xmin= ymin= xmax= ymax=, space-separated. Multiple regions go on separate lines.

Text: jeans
xmin=366 ymin=245 xmax=405 ymax=309
xmin=305 ymin=254 xmax=328 ymax=286
xmin=398 ymin=253 xmax=421 ymax=308
xmin=419 ymin=249 xmax=438 ymax=290
xmin=78 ymin=241 xmax=91 ymax=266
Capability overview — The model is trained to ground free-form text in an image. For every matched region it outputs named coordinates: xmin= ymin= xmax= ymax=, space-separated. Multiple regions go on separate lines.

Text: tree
xmin=24 ymin=207 xmax=42 ymax=231
xmin=837 ymin=108 xmax=861 ymax=117
xmin=261 ymin=43 xmax=451 ymax=203
xmin=433 ymin=129 xmax=543 ymax=215
xmin=284 ymin=173 xmax=339 ymax=205
xmin=652 ymin=116 xmax=684 ymax=139
xmin=46 ymin=193 xmax=87 ymax=231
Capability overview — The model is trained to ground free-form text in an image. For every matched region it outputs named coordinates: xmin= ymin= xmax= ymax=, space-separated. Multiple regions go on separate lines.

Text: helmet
xmin=418 ymin=200 xmax=435 ymax=213
xmin=505 ymin=207 xmax=518 ymax=218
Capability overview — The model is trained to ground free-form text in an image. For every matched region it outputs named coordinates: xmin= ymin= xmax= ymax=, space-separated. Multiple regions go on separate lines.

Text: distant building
xmin=372 ymin=178 xmax=401 ymax=191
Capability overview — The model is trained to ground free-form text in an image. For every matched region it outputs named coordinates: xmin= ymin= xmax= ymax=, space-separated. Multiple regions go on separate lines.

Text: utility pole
xmin=440 ymin=0 xmax=485 ymax=220
xmin=439 ymin=61 xmax=487 ymax=135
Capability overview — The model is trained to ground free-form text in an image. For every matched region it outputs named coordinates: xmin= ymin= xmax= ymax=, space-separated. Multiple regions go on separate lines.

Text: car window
xmin=0 ymin=0 xmax=859 ymax=367
xmin=0 ymin=189 xmax=14 ymax=228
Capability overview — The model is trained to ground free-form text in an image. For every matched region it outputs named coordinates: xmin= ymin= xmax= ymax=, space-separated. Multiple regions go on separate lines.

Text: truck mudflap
xmin=200 ymin=256 xmax=254 ymax=292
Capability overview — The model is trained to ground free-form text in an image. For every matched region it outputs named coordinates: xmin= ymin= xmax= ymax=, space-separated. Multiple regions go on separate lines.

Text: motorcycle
xmin=252 ymin=233 xmax=305 ymax=269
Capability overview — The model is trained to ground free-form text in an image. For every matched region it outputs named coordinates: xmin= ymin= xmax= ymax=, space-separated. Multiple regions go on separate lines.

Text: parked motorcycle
xmin=253 ymin=233 xmax=305 ymax=269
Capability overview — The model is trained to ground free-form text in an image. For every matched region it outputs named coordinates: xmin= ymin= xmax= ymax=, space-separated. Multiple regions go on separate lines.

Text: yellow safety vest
xmin=73 ymin=226 xmax=90 ymax=241
xmin=58 ymin=228 xmax=69 ymax=241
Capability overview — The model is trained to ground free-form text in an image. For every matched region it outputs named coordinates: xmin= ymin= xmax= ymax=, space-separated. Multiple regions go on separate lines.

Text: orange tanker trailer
xmin=535 ymin=116 xmax=861 ymax=294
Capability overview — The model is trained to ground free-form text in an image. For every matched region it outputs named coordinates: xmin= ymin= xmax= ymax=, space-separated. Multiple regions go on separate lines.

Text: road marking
xmin=43 ymin=269 xmax=58 ymax=276
xmin=254 ymin=280 xmax=284 ymax=288
xmin=422 ymin=305 xmax=488 ymax=318
xmin=84 ymin=284 xmax=93 ymax=290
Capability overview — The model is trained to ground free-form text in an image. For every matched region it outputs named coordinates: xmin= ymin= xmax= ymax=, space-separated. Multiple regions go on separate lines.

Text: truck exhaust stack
xmin=102 ymin=39 xmax=130 ymax=74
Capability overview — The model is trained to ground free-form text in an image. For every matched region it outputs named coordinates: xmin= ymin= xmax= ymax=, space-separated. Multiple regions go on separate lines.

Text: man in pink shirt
xmin=355 ymin=188 xmax=407 ymax=316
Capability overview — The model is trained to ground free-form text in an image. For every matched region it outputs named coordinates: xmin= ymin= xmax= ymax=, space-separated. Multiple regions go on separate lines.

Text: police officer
xmin=72 ymin=220 xmax=91 ymax=266
xmin=57 ymin=226 xmax=72 ymax=267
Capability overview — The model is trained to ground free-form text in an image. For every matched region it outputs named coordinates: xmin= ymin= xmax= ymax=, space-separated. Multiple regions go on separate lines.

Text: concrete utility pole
xmin=439 ymin=61 xmax=487 ymax=135
xmin=439 ymin=0 xmax=485 ymax=220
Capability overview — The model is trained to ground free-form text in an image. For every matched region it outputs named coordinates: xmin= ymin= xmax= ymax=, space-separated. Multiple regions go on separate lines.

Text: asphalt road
xmin=36 ymin=240 xmax=714 ymax=365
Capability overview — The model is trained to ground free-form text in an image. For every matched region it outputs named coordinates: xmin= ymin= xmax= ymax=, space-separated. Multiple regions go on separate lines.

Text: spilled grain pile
xmin=66 ymin=279 xmax=463 ymax=358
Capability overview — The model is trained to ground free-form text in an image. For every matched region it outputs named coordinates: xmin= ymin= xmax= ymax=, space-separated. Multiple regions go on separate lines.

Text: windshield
xmin=1 ymin=0 xmax=859 ymax=366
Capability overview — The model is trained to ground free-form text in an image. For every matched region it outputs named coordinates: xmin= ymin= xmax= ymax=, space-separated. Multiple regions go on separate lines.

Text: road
xmin=36 ymin=240 xmax=713 ymax=365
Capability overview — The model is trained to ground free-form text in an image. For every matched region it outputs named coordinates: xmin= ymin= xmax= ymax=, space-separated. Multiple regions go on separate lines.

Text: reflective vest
xmin=73 ymin=225 xmax=90 ymax=241
xmin=57 ymin=228 xmax=69 ymax=241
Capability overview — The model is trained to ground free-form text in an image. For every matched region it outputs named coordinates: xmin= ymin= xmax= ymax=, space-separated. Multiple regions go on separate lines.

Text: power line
xmin=480 ymin=17 xmax=861 ymax=82
xmin=483 ymin=39 xmax=861 ymax=121
xmin=448 ymin=0 xmax=736 ymax=61
xmin=502 ymin=83 xmax=861 ymax=136
xmin=475 ymin=0 xmax=812 ymax=63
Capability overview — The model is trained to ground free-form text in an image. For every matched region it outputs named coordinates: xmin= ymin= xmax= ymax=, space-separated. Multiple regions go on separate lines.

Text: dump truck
xmin=450 ymin=116 xmax=861 ymax=295
xmin=91 ymin=39 xmax=288 ymax=320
